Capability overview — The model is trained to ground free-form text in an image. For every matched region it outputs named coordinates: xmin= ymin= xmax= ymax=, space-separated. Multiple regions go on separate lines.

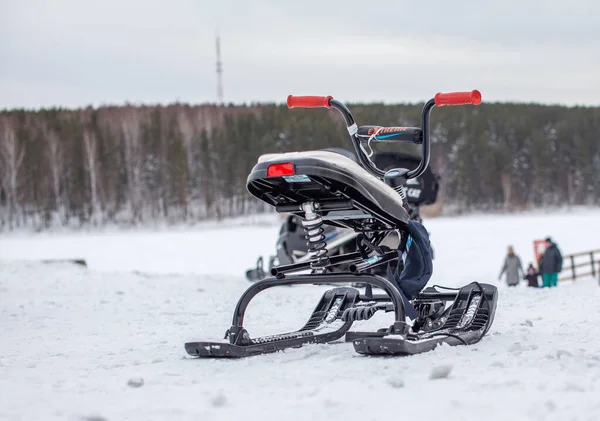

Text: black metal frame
xmin=225 ymin=273 xmax=411 ymax=346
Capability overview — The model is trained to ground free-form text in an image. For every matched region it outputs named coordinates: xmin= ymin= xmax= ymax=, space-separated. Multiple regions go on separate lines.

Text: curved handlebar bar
xmin=286 ymin=90 xmax=482 ymax=181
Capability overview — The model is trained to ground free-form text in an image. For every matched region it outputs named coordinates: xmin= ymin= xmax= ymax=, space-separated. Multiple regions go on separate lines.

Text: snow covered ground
xmin=1 ymin=208 xmax=600 ymax=421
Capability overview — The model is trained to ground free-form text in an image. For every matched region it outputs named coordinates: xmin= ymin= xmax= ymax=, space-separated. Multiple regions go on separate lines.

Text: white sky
xmin=1 ymin=0 xmax=599 ymax=109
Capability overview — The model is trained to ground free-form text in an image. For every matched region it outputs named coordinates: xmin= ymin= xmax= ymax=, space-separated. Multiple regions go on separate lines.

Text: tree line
xmin=1 ymin=101 xmax=599 ymax=231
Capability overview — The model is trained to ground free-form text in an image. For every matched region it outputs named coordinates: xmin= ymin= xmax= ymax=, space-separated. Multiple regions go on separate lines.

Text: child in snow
xmin=524 ymin=263 xmax=539 ymax=288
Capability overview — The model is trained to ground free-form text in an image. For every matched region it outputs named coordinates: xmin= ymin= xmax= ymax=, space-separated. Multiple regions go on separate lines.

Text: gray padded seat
xmin=256 ymin=150 xmax=409 ymax=223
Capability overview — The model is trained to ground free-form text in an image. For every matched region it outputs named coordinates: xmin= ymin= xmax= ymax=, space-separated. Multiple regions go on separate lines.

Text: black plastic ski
xmin=350 ymin=282 xmax=498 ymax=356
xmin=185 ymin=287 xmax=359 ymax=358
xmin=350 ymin=330 xmax=480 ymax=356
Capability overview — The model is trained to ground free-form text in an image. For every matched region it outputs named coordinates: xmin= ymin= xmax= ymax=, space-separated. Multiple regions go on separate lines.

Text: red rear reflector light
xmin=267 ymin=162 xmax=295 ymax=177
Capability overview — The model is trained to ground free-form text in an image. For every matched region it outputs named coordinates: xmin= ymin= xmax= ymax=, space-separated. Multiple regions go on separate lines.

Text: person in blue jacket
xmin=538 ymin=237 xmax=563 ymax=287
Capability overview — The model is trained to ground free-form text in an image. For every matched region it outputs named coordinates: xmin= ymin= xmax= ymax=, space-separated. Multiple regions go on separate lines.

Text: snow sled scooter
xmin=245 ymin=149 xmax=440 ymax=282
xmin=185 ymin=90 xmax=498 ymax=358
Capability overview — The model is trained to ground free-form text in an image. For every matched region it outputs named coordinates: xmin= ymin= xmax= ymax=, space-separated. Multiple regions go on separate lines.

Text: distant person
xmin=499 ymin=246 xmax=524 ymax=287
xmin=524 ymin=263 xmax=540 ymax=288
xmin=538 ymin=237 xmax=563 ymax=288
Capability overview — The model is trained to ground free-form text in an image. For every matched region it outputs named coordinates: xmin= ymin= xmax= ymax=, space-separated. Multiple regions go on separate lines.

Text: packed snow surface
xmin=1 ymin=208 xmax=600 ymax=421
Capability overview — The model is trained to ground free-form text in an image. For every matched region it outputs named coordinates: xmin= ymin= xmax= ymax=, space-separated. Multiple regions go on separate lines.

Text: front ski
xmin=350 ymin=282 xmax=498 ymax=356
xmin=185 ymin=287 xmax=359 ymax=358
xmin=351 ymin=329 xmax=482 ymax=356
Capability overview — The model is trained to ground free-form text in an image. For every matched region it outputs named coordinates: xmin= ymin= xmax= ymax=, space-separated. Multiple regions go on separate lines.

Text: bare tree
xmin=121 ymin=109 xmax=143 ymax=222
xmin=46 ymin=130 xmax=68 ymax=224
xmin=0 ymin=119 xmax=25 ymax=229
xmin=178 ymin=111 xmax=196 ymax=177
xmin=177 ymin=110 xmax=201 ymax=218
xmin=501 ymin=172 xmax=512 ymax=211
xmin=83 ymin=129 xmax=101 ymax=225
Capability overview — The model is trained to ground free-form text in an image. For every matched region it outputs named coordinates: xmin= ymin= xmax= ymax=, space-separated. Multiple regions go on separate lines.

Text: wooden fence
xmin=559 ymin=249 xmax=600 ymax=282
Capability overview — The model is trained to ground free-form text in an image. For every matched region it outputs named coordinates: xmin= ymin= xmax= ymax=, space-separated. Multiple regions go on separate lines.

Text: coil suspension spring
xmin=383 ymin=169 xmax=408 ymax=205
xmin=301 ymin=201 xmax=330 ymax=272
xmin=393 ymin=185 xmax=407 ymax=203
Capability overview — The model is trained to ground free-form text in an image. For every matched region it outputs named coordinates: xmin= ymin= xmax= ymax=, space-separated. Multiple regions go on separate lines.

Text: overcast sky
xmin=1 ymin=0 xmax=599 ymax=109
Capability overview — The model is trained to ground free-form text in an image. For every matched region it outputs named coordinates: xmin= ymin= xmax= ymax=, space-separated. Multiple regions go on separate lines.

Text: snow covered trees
xmin=0 ymin=102 xmax=599 ymax=231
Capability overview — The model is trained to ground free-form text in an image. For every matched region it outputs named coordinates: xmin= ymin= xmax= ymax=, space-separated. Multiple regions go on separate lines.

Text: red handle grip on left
xmin=434 ymin=90 xmax=482 ymax=106
xmin=287 ymin=95 xmax=333 ymax=109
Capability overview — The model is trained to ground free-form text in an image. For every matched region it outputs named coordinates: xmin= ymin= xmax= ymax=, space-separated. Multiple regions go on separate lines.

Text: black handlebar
xmin=327 ymin=98 xmax=435 ymax=181
xmin=287 ymin=92 xmax=481 ymax=182
xmin=410 ymin=99 xmax=435 ymax=180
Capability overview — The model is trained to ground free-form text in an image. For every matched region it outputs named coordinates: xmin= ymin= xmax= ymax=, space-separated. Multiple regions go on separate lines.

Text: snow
xmin=1 ymin=208 xmax=600 ymax=421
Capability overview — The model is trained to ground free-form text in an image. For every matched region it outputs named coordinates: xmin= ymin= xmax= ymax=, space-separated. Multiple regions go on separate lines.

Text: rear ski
xmin=185 ymin=286 xmax=359 ymax=358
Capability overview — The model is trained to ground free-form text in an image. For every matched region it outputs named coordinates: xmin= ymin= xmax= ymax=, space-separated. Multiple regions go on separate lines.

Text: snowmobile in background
xmin=185 ymin=90 xmax=498 ymax=358
xmin=245 ymin=149 xmax=440 ymax=282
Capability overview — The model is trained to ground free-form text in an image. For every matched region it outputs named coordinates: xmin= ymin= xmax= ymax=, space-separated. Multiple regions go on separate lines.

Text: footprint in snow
xmin=127 ymin=377 xmax=144 ymax=388
xmin=211 ymin=392 xmax=227 ymax=407
xmin=508 ymin=342 xmax=523 ymax=353
xmin=429 ymin=364 xmax=453 ymax=380
xmin=386 ymin=377 xmax=404 ymax=388
xmin=564 ymin=382 xmax=585 ymax=392
xmin=556 ymin=350 xmax=572 ymax=359
xmin=81 ymin=416 xmax=107 ymax=421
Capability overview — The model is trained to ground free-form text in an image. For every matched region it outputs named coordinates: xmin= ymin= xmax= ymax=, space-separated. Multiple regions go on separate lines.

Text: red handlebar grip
xmin=434 ymin=90 xmax=482 ymax=106
xmin=287 ymin=95 xmax=333 ymax=109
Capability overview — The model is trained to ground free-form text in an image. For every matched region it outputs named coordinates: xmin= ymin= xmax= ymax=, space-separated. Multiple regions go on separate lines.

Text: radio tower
xmin=215 ymin=32 xmax=224 ymax=105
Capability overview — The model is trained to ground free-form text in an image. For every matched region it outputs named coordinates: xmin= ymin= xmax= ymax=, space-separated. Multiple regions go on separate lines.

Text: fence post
xmin=571 ymin=255 xmax=576 ymax=281
xmin=591 ymin=251 xmax=596 ymax=278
